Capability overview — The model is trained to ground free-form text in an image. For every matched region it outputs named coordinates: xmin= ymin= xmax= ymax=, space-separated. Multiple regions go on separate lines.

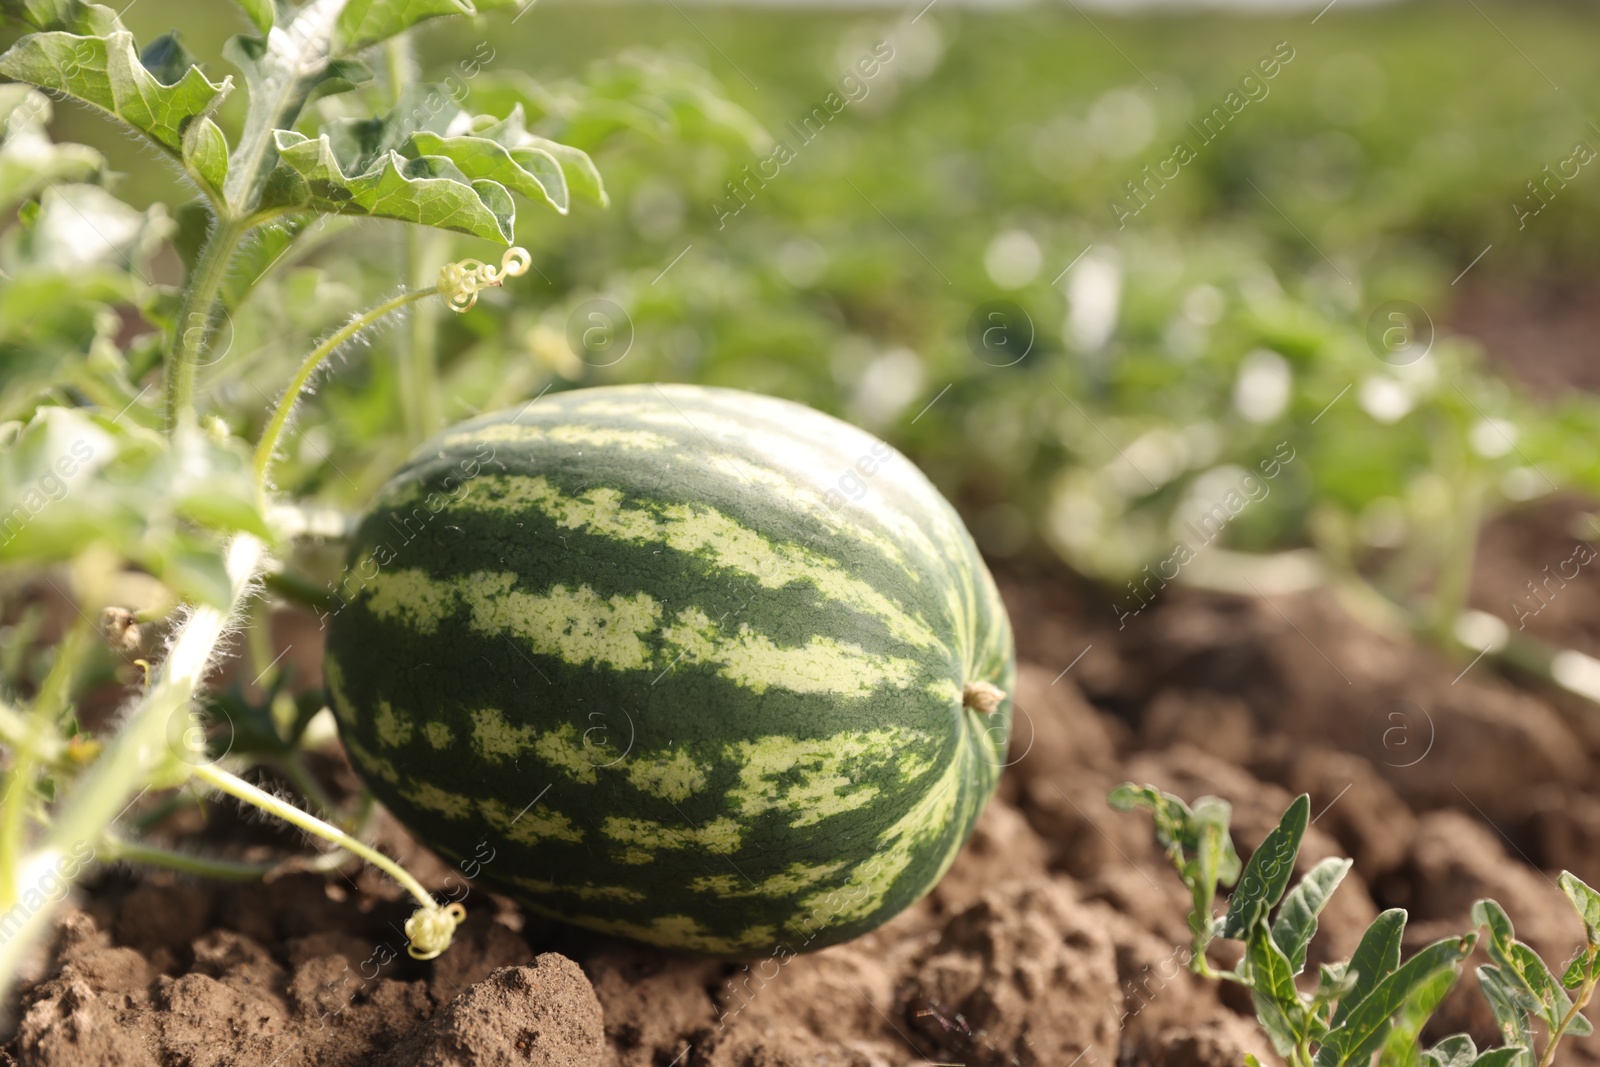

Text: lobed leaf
xmin=261 ymin=130 xmax=516 ymax=243
xmin=472 ymin=104 xmax=607 ymax=206
xmin=221 ymin=0 xmax=370 ymax=206
xmin=0 ymin=26 xmax=231 ymax=156
xmin=408 ymin=130 xmax=569 ymax=214
xmin=0 ymin=407 xmax=268 ymax=604
xmin=1274 ymin=857 xmax=1352 ymax=975
xmin=1222 ymin=793 xmax=1310 ymax=939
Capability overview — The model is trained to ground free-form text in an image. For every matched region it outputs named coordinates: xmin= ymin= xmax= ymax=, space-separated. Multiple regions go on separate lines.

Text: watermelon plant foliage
xmin=0 ymin=0 xmax=761 ymax=1008
xmin=1111 ymin=785 xmax=1600 ymax=1067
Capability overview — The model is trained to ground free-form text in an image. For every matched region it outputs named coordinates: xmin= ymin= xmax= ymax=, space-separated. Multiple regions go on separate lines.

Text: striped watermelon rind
xmin=324 ymin=383 xmax=1014 ymax=956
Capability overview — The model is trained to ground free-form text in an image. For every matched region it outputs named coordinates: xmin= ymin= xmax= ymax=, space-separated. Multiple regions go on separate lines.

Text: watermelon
xmin=323 ymin=384 xmax=1014 ymax=956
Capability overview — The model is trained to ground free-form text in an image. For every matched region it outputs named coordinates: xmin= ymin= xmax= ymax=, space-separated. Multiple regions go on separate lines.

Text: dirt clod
xmin=379 ymin=956 xmax=603 ymax=1067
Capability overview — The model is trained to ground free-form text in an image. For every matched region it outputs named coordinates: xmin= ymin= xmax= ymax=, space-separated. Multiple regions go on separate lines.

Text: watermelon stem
xmin=190 ymin=760 xmax=464 ymax=960
xmin=251 ymin=247 xmax=532 ymax=507
xmin=962 ymin=680 xmax=1007 ymax=716
xmin=252 ymin=286 xmax=441 ymax=504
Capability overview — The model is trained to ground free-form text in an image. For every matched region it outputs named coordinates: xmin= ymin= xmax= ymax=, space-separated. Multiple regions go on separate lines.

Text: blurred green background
xmin=11 ymin=0 xmax=1600 ymax=625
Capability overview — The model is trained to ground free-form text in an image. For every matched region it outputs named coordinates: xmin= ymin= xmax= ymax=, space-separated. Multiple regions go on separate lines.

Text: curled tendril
xmin=438 ymin=246 xmax=533 ymax=313
xmin=405 ymin=901 xmax=467 ymax=960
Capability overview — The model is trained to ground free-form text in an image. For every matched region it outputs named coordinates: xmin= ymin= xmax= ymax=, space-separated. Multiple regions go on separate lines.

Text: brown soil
xmin=6 ymin=510 xmax=1600 ymax=1066
xmin=1452 ymin=275 xmax=1600 ymax=398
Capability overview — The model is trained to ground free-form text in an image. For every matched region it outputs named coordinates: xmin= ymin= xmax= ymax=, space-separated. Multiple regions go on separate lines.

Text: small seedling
xmin=1110 ymin=784 xmax=1600 ymax=1067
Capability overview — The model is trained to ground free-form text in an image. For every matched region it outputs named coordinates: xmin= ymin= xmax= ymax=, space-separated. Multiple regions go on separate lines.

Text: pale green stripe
xmin=440 ymin=421 xmax=673 ymax=451
xmin=355 ymin=568 xmax=926 ymax=699
xmin=453 ymin=474 xmax=943 ymax=654
xmin=601 ymin=814 xmax=743 ymax=861
xmin=797 ymin=725 xmax=972 ymax=925
xmin=689 ymin=861 xmax=847 ymax=899
xmin=725 ymin=726 xmax=939 ymax=828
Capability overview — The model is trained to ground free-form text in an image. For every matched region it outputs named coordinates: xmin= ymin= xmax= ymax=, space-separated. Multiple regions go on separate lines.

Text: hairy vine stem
xmin=166 ymin=215 xmax=252 ymax=433
xmin=251 ymin=286 xmax=440 ymax=498
xmin=0 ymin=534 xmax=266 ymax=1001
xmin=189 ymin=762 xmax=463 ymax=958
xmin=252 ymin=246 xmax=531 ymax=500
xmin=1541 ymin=950 xmax=1599 ymax=1067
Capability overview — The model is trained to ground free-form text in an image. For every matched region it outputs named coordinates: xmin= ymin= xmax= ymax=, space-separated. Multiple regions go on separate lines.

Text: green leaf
xmin=1335 ymin=909 xmax=1407 ymax=1027
xmin=261 ymin=130 xmax=515 ymax=243
xmin=1223 ymin=794 xmax=1310 ymax=939
xmin=0 ymin=407 xmax=266 ymax=604
xmin=0 ymin=87 xmax=103 ymax=214
xmin=4 ymin=182 xmax=169 ymax=276
xmin=1315 ymin=935 xmax=1476 ymax=1067
xmin=335 ymin=0 xmax=469 ymax=54
xmin=1477 ymin=965 xmax=1535 ymax=1055
xmin=1474 ymin=898 xmax=1587 ymax=1034
xmin=1249 ymin=921 xmax=1304 ymax=1056
xmin=1251 ymin=918 xmax=1303 ymax=1008
xmin=334 ymin=0 xmax=529 ymax=55
xmin=1559 ymin=871 xmax=1600 ymax=944
xmin=1111 ymin=784 xmax=1240 ymax=960
xmin=1560 ymin=952 xmax=1588 ymax=990
xmin=473 ymin=104 xmax=607 ymax=207
xmin=0 ymin=26 xmax=231 ymax=156
xmin=232 ymin=0 xmax=272 ymax=32
xmin=1421 ymin=1034 xmax=1477 ymax=1067
xmin=1378 ymin=965 xmax=1460 ymax=1067
xmin=1252 ymin=989 xmax=1301 ymax=1058
xmin=408 ymin=130 xmax=569 ymax=214
xmin=1472 ymin=899 xmax=1517 ymax=961
xmin=0 ymin=0 xmax=118 ymax=35
xmin=1507 ymin=942 xmax=1586 ymax=1035
xmin=1468 ymin=1049 xmax=1528 ymax=1067
xmin=221 ymin=0 xmax=371 ymax=206
xmin=1274 ymin=857 xmax=1352 ymax=975
xmin=183 ymin=116 xmax=230 ymax=195
xmin=324 ymin=82 xmax=458 ymax=165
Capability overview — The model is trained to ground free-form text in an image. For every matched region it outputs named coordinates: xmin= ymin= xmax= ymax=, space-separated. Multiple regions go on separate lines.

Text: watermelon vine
xmin=0 ymin=0 xmax=590 ymax=998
